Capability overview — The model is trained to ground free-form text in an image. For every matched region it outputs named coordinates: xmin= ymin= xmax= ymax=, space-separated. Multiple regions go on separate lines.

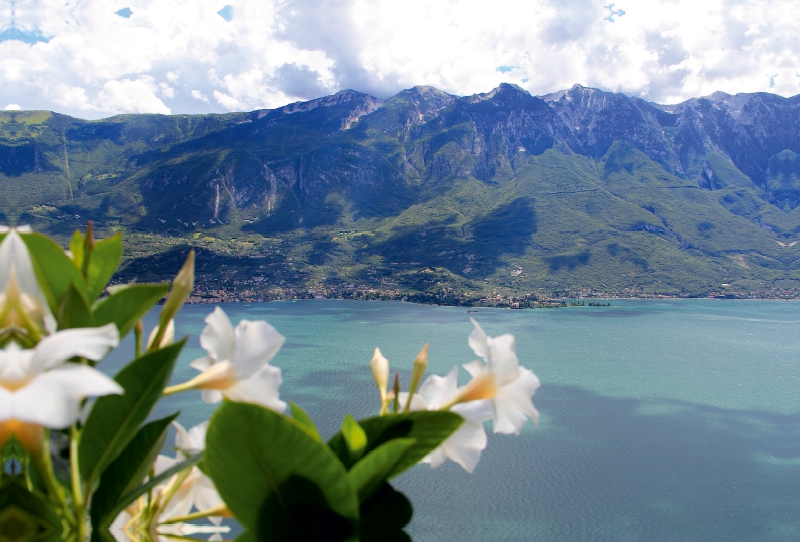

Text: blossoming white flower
xmin=0 ymin=324 xmax=121 ymax=437
xmin=0 ymin=227 xmax=56 ymax=335
xmin=167 ymin=307 xmax=286 ymax=412
xmin=111 ymin=422 xmax=230 ymax=541
xmin=401 ymin=367 xmax=493 ymax=473
xmin=168 ymin=421 xmax=226 ymax=523
xmin=465 ymin=319 xmax=540 ymax=435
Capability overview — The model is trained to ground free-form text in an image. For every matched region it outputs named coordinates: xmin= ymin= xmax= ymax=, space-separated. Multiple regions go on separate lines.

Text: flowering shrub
xmin=0 ymin=225 xmax=540 ymax=541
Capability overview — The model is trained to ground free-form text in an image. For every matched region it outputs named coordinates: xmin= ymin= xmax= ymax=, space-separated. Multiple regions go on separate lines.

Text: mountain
xmin=3 ymin=84 xmax=800 ymax=298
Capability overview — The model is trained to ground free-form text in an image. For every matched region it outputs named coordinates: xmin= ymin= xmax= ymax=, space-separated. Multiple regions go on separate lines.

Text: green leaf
xmin=92 ymin=283 xmax=169 ymax=337
xmin=341 ymin=414 xmax=367 ymax=464
xmin=57 ymin=281 xmax=93 ymax=329
xmin=290 ymin=402 xmax=322 ymax=442
xmin=359 ymin=483 xmax=413 ymax=542
xmin=205 ymin=401 xmax=359 ymax=539
xmin=328 ymin=411 xmax=463 ymax=479
xmin=84 ymin=233 xmax=123 ymax=302
xmin=79 ymin=339 xmax=184 ymax=490
xmin=21 ymin=232 xmax=83 ymax=313
xmin=347 ymin=438 xmax=416 ymax=501
xmin=0 ymin=481 xmax=63 ymax=542
xmin=89 ymin=413 xmax=179 ymax=531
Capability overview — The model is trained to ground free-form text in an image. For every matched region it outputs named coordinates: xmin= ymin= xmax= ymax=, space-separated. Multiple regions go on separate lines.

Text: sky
xmin=1 ymin=0 xmax=799 ymax=118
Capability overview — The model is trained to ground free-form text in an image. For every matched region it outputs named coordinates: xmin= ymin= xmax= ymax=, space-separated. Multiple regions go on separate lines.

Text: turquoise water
xmin=104 ymin=299 xmax=800 ymax=541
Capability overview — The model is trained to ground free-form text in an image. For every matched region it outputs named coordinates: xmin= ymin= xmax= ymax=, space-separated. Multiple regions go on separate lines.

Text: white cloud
xmin=0 ymin=0 xmax=798 ymax=118
xmin=96 ymin=76 xmax=170 ymax=114
xmin=5 ymin=103 xmax=20 ymax=110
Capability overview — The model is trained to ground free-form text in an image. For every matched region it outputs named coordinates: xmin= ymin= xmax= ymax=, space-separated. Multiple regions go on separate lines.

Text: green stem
xmin=160 ymin=503 xmax=230 ymax=524
xmin=33 ymin=431 xmax=75 ymax=523
xmin=70 ymin=424 xmax=87 ymax=540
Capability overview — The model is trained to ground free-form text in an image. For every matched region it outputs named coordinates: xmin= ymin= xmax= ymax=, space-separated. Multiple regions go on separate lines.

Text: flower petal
xmin=487 ymin=334 xmax=520 ymax=385
xmin=9 ymin=364 xmax=123 ymax=428
xmin=462 ymin=360 xmax=484 ymax=377
xmin=418 ymin=366 xmax=459 ymax=409
xmin=201 ymin=389 xmax=224 ymax=404
xmin=232 ymin=319 xmax=284 ymax=378
xmin=192 ymin=471 xmax=224 ymax=511
xmin=222 ymin=364 xmax=286 ymax=413
xmin=492 ymin=367 xmax=540 ymax=435
xmin=199 ymin=307 xmax=235 ymax=363
xmin=439 ymin=420 xmax=487 ymax=473
xmin=467 ymin=318 xmax=490 ymax=361
xmin=0 ymin=230 xmax=42 ymax=304
xmin=31 ymin=324 xmax=119 ymax=372
xmin=190 ymin=356 xmax=214 ymax=372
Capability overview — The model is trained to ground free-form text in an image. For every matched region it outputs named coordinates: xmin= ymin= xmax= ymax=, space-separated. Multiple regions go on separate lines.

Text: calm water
xmin=104 ymin=299 xmax=800 ymax=541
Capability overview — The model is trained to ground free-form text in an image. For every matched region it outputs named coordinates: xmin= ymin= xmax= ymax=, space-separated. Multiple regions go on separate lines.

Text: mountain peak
xmin=280 ymin=89 xmax=384 ymax=116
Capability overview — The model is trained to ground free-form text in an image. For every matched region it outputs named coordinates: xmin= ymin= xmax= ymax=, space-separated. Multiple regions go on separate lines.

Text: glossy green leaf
xmin=341 ymin=414 xmax=367 ymax=464
xmin=89 ymin=413 xmax=178 ymax=532
xmin=328 ymin=411 xmax=463 ymax=479
xmin=290 ymin=402 xmax=322 ymax=442
xmin=205 ymin=401 xmax=359 ymax=539
xmin=85 ymin=233 xmax=123 ymax=301
xmin=79 ymin=340 xmax=184 ymax=490
xmin=57 ymin=281 xmax=93 ymax=330
xmin=92 ymin=283 xmax=169 ymax=337
xmin=21 ymin=232 xmax=82 ymax=312
xmin=347 ymin=438 xmax=416 ymax=501
xmin=359 ymin=483 xmax=413 ymax=542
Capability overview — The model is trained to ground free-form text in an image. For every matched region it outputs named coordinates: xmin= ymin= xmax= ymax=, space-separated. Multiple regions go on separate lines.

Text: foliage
xmin=0 ymin=224 xmax=541 ymax=540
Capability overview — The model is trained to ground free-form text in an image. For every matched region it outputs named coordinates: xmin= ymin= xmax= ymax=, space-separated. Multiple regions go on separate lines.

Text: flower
xmin=111 ymin=422 xmax=230 ymax=542
xmin=0 ymin=324 xmax=121 ymax=440
xmin=401 ymin=367 xmax=493 ymax=473
xmin=0 ymin=228 xmax=56 ymax=336
xmin=166 ymin=307 xmax=286 ymax=412
xmin=167 ymin=422 xmax=227 ymax=522
xmin=465 ymin=319 xmax=540 ymax=435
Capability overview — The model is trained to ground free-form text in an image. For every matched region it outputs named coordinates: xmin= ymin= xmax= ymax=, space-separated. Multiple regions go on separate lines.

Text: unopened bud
xmin=404 ymin=344 xmax=428 ymax=412
xmin=370 ymin=347 xmax=389 ymax=414
xmin=149 ymin=251 xmax=194 ymax=352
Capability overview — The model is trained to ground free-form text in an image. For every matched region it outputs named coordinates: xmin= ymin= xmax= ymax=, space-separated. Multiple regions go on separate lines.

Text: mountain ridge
xmin=3 ymin=83 xmax=800 ymax=299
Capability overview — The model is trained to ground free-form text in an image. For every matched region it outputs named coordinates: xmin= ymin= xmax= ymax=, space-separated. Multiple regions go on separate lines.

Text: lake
xmin=105 ymin=299 xmax=800 ymax=541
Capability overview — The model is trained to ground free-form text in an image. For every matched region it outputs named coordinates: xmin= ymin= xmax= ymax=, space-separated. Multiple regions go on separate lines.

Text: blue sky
xmin=1 ymin=0 xmax=799 ymax=117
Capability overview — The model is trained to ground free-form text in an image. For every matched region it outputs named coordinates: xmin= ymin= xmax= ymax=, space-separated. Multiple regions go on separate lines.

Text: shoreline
xmin=180 ymin=285 xmax=800 ymax=308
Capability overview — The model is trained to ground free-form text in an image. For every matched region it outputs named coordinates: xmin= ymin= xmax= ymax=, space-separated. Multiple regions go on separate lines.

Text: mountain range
xmin=3 ymin=83 xmax=800 ymax=298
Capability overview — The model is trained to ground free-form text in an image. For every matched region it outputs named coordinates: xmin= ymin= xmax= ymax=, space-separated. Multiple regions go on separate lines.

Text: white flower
xmin=0 ymin=324 xmax=121 ymax=433
xmin=111 ymin=423 xmax=229 ymax=541
xmin=0 ymin=228 xmax=56 ymax=335
xmin=172 ymin=307 xmax=286 ymax=412
xmin=402 ymin=367 xmax=493 ymax=473
xmin=169 ymin=421 xmax=226 ymax=523
xmin=465 ymin=319 xmax=540 ymax=435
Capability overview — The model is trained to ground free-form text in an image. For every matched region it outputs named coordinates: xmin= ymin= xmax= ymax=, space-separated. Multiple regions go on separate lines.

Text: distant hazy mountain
xmin=3 ymin=83 xmax=800 ymax=296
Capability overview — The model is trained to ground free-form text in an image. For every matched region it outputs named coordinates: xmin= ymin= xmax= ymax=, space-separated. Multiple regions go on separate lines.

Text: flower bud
xmin=149 ymin=251 xmax=194 ymax=352
xmin=370 ymin=347 xmax=389 ymax=414
xmin=404 ymin=344 xmax=428 ymax=412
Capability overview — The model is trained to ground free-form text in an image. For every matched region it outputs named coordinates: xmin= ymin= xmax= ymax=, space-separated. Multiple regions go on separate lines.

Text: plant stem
xmin=160 ymin=503 xmax=231 ymax=524
xmin=34 ymin=431 xmax=76 ymax=523
xmin=71 ymin=424 xmax=87 ymax=540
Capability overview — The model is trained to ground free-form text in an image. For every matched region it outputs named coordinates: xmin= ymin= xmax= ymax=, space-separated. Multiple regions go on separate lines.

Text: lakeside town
xmin=179 ymin=282 xmax=800 ymax=308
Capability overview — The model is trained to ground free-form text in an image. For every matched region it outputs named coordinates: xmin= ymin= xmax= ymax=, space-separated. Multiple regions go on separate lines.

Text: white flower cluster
xmin=375 ymin=319 xmax=540 ymax=473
